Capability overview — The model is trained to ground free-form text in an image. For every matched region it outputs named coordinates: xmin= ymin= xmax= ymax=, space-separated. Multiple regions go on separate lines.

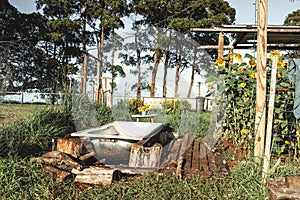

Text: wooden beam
xmin=262 ymin=55 xmax=278 ymax=182
xmin=254 ymin=0 xmax=268 ymax=160
xmin=218 ymin=32 xmax=224 ymax=59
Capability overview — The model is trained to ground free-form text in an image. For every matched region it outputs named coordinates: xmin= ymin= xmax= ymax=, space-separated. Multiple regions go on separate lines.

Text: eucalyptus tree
xmin=36 ymin=0 xmax=83 ymax=92
xmin=132 ymin=0 xmax=170 ymax=97
xmin=132 ymin=0 xmax=235 ymax=98
xmin=84 ymin=0 xmax=129 ymax=103
xmin=167 ymin=0 xmax=235 ymax=97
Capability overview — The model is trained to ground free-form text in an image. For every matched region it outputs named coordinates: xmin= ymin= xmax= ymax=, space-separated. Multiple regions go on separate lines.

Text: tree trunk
xmin=150 ymin=42 xmax=161 ymax=97
xmin=81 ymin=0 xmax=87 ymax=96
xmin=95 ymin=22 xmax=104 ymax=104
xmin=174 ymin=57 xmax=181 ymax=98
xmin=174 ymin=38 xmax=182 ymax=98
xmin=187 ymin=47 xmax=197 ymax=98
xmin=163 ymin=51 xmax=169 ymax=98
xmin=135 ymin=33 xmax=141 ymax=99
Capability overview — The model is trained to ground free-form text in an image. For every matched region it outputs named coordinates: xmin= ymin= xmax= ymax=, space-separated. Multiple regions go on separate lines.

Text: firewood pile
xmin=31 ymin=133 xmax=230 ymax=185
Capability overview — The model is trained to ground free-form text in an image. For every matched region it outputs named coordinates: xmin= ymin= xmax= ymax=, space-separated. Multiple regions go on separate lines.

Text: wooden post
xmin=254 ymin=0 xmax=268 ymax=160
xmin=262 ymin=55 xmax=278 ymax=183
xmin=217 ymin=32 xmax=224 ymax=59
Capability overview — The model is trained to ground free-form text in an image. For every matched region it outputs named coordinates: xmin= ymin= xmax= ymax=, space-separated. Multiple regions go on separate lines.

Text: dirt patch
xmin=0 ymin=115 xmax=20 ymax=127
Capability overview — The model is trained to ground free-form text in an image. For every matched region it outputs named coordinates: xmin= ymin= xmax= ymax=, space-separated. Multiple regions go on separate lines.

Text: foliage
xmin=161 ymin=99 xmax=191 ymax=114
xmin=216 ymin=51 xmax=298 ymax=157
xmin=95 ymin=103 xmax=114 ymax=125
xmin=284 ymin=9 xmax=300 ymax=26
xmin=161 ymin=99 xmax=192 ymax=132
xmin=0 ymin=105 xmax=75 ymax=157
xmin=126 ymin=98 xmax=144 ymax=114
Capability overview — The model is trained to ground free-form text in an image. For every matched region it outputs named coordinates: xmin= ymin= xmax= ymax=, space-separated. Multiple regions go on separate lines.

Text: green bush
xmin=0 ymin=106 xmax=76 ymax=157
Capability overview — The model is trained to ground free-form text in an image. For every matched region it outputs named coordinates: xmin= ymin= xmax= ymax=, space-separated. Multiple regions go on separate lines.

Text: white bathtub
xmin=71 ymin=121 xmax=164 ymax=165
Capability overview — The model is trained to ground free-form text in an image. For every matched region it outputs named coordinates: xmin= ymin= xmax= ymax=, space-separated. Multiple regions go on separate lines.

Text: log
xmin=56 ymin=138 xmax=82 ymax=158
xmin=72 ymin=167 xmax=121 ymax=185
xmin=268 ymin=177 xmax=300 ymax=199
xmin=79 ymin=152 xmax=95 ymax=161
xmin=43 ymin=165 xmax=71 ymax=183
xmin=33 ymin=151 xmax=82 ymax=170
xmin=129 ymin=143 xmax=162 ymax=168
xmin=286 ymin=176 xmax=300 ymax=192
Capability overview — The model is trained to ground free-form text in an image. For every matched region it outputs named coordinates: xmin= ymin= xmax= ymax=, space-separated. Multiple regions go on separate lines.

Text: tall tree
xmin=0 ymin=0 xmax=60 ymax=97
xmin=36 ymin=0 xmax=83 ymax=91
xmin=86 ymin=0 xmax=129 ymax=103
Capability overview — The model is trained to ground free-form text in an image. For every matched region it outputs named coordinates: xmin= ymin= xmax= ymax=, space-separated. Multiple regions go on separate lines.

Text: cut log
xmin=33 ymin=151 xmax=82 ymax=170
xmin=268 ymin=177 xmax=300 ymax=199
xmin=79 ymin=152 xmax=96 ymax=161
xmin=129 ymin=143 xmax=162 ymax=168
xmin=43 ymin=165 xmax=71 ymax=183
xmin=72 ymin=167 xmax=121 ymax=185
xmin=286 ymin=176 xmax=300 ymax=192
xmin=56 ymin=138 xmax=82 ymax=158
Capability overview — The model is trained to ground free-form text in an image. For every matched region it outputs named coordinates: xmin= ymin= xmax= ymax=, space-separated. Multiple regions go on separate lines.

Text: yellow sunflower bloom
xmin=235 ymin=54 xmax=243 ymax=62
xmin=285 ymin=140 xmax=291 ymax=145
xmin=270 ymin=50 xmax=281 ymax=59
xmin=216 ymin=58 xmax=226 ymax=67
xmin=248 ymin=58 xmax=256 ymax=68
xmin=276 ymin=72 xmax=281 ymax=78
xmin=277 ymin=61 xmax=285 ymax=68
xmin=276 ymin=119 xmax=284 ymax=123
xmin=240 ymin=82 xmax=246 ymax=88
xmin=206 ymin=83 xmax=213 ymax=89
xmin=237 ymin=66 xmax=246 ymax=72
xmin=243 ymin=97 xmax=249 ymax=103
xmin=250 ymin=71 xmax=256 ymax=78
xmin=240 ymin=128 xmax=248 ymax=135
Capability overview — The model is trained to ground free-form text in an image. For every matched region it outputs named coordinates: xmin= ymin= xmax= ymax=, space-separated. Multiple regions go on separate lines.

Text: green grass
xmin=4 ymin=156 xmax=299 ymax=199
xmin=0 ymin=102 xmax=299 ymax=199
xmin=0 ymin=103 xmax=53 ymax=124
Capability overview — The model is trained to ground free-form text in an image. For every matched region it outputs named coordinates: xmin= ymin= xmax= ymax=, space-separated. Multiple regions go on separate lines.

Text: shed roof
xmin=190 ymin=25 xmax=300 ymax=50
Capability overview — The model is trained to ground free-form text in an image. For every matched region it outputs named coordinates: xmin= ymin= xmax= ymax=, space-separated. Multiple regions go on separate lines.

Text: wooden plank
xmin=254 ymin=0 xmax=268 ymax=160
xmin=160 ymin=139 xmax=182 ymax=167
xmin=199 ymin=144 xmax=210 ymax=175
xmin=191 ymin=141 xmax=200 ymax=173
xmin=262 ymin=55 xmax=278 ymax=182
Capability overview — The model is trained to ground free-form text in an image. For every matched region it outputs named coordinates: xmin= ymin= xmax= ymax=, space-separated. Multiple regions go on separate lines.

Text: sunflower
xmin=277 ymin=61 xmax=285 ymax=68
xmin=270 ymin=50 xmax=281 ymax=59
xmin=240 ymin=128 xmax=248 ymax=135
xmin=248 ymin=58 xmax=256 ymax=68
xmin=215 ymin=58 xmax=226 ymax=67
xmin=250 ymin=71 xmax=256 ymax=78
xmin=237 ymin=66 xmax=246 ymax=72
xmin=235 ymin=53 xmax=243 ymax=62
xmin=240 ymin=82 xmax=246 ymax=88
